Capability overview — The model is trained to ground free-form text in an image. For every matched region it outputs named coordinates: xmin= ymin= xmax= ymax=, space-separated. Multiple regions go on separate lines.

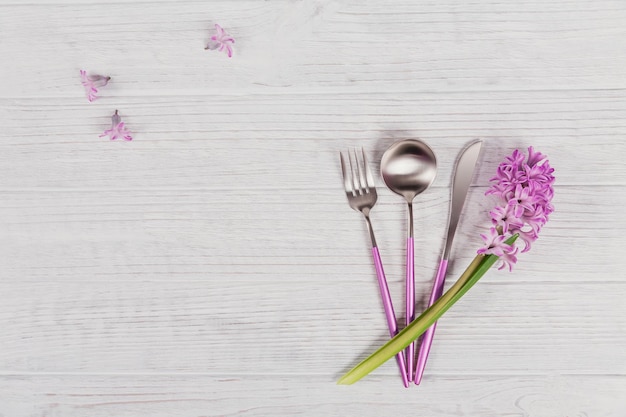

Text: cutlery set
xmin=340 ymin=139 xmax=482 ymax=386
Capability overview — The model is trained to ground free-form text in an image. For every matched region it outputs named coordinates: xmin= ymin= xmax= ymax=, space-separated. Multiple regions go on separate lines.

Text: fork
xmin=340 ymin=148 xmax=409 ymax=388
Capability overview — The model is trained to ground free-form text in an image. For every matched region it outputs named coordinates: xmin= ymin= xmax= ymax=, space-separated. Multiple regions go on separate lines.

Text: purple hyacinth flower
xmin=100 ymin=110 xmax=132 ymax=141
xmin=480 ymin=146 xmax=555 ymax=269
xmin=490 ymin=205 xmax=524 ymax=234
xmin=477 ymin=228 xmax=514 ymax=257
xmin=205 ymin=24 xmax=235 ymax=57
xmin=496 ymin=246 xmax=519 ymax=271
xmin=80 ymin=70 xmax=110 ymax=102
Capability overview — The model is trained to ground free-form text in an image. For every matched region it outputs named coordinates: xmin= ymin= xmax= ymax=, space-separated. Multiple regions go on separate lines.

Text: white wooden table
xmin=1 ymin=0 xmax=625 ymax=415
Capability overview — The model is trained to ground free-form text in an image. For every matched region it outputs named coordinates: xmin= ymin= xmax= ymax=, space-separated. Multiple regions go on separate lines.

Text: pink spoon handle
xmin=414 ymin=258 xmax=448 ymax=385
xmin=372 ymin=247 xmax=410 ymax=387
xmin=405 ymin=237 xmax=415 ymax=381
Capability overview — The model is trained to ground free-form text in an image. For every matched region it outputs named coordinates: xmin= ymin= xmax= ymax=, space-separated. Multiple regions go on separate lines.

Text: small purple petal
xmin=100 ymin=110 xmax=132 ymax=141
xmin=206 ymin=24 xmax=234 ymax=57
xmin=477 ymin=227 xmax=513 ymax=257
xmin=527 ymin=146 xmax=546 ymax=167
xmin=496 ymin=246 xmax=518 ymax=271
xmin=80 ymin=69 xmax=110 ymax=102
xmin=490 ymin=205 xmax=524 ymax=234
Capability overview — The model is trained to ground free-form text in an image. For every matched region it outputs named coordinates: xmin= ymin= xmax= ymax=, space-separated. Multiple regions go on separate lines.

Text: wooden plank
xmin=1 ymin=94 xmax=625 ymax=189
xmin=1 ymin=279 xmax=624 ymax=375
xmin=0 ymin=375 xmax=624 ymax=417
xmin=0 ymin=185 xmax=621 ymax=284
xmin=0 ymin=0 xmax=625 ymax=414
xmin=0 ymin=1 xmax=626 ymax=95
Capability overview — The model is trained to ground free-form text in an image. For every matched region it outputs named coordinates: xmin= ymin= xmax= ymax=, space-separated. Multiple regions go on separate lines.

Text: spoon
xmin=381 ymin=139 xmax=437 ymax=381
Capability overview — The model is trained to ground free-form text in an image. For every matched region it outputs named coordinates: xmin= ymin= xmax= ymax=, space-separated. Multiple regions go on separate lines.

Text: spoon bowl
xmin=381 ymin=140 xmax=437 ymax=202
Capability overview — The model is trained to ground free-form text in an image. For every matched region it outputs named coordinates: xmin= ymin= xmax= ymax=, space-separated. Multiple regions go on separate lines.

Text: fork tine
xmin=355 ymin=148 xmax=369 ymax=193
xmin=362 ymin=148 xmax=375 ymax=190
xmin=348 ymin=149 xmax=362 ymax=195
xmin=340 ymin=152 xmax=354 ymax=195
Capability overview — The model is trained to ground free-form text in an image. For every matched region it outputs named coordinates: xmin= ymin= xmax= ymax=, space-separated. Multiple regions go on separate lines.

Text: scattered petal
xmin=80 ymin=69 xmax=110 ymax=102
xmin=100 ymin=110 xmax=133 ymax=141
xmin=205 ymin=24 xmax=235 ymax=57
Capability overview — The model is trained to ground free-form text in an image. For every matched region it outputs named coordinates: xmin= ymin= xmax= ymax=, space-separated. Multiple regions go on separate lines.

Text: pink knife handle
xmin=372 ymin=247 xmax=410 ymax=388
xmin=414 ymin=258 xmax=448 ymax=385
xmin=405 ymin=237 xmax=415 ymax=381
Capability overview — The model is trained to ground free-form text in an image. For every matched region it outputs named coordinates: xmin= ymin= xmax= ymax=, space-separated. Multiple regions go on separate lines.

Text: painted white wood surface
xmin=1 ymin=0 xmax=625 ymax=416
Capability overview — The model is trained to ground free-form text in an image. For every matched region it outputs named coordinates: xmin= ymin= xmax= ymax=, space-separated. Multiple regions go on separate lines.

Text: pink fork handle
xmin=414 ymin=258 xmax=449 ymax=385
xmin=372 ymin=247 xmax=410 ymax=387
xmin=405 ymin=237 xmax=415 ymax=381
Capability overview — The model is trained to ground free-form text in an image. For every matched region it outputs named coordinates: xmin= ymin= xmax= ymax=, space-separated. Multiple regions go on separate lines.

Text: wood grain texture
xmin=1 ymin=280 xmax=625 ymax=375
xmin=1 ymin=0 xmax=625 ymax=415
xmin=1 ymin=375 xmax=624 ymax=417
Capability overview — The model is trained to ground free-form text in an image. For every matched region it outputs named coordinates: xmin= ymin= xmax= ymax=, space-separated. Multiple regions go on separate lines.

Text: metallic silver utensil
xmin=340 ymin=148 xmax=410 ymax=387
xmin=380 ymin=140 xmax=437 ymax=381
xmin=414 ymin=139 xmax=483 ymax=385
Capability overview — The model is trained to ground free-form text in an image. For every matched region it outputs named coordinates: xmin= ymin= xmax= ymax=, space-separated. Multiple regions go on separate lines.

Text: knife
xmin=414 ymin=139 xmax=483 ymax=384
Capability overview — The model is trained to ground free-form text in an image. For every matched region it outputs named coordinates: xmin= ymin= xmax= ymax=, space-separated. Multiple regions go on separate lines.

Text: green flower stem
xmin=337 ymin=235 xmax=517 ymax=385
